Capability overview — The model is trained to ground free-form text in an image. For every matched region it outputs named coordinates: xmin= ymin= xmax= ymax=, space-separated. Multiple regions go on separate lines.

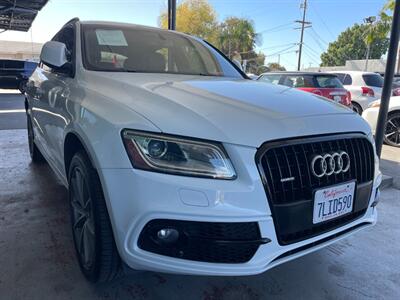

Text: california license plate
xmin=333 ymin=95 xmax=342 ymax=103
xmin=313 ymin=181 xmax=356 ymax=224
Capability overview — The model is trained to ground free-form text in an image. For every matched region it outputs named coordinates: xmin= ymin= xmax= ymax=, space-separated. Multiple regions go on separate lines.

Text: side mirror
xmin=40 ymin=41 xmax=69 ymax=69
xmin=232 ymin=59 xmax=243 ymax=71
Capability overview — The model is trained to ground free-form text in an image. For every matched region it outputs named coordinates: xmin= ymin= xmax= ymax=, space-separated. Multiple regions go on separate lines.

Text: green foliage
xmin=266 ymin=62 xmax=286 ymax=71
xmin=159 ymin=0 xmax=218 ymax=44
xmin=215 ymin=17 xmax=260 ymax=58
xmin=159 ymin=1 xmax=265 ymax=74
xmin=320 ymin=23 xmax=389 ymax=66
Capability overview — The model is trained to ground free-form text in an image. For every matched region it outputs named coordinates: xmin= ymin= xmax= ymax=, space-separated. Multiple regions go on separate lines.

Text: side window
xmin=334 ymin=73 xmax=346 ymax=83
xmin=343 ymin=74 xmax=352 ymax=85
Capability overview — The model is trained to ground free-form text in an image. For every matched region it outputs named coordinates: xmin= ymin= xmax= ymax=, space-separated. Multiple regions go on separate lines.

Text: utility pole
xmin=364 ymin=16 xmax=376 ymax=71
xmin=296 ymin=0 xmax=311 ymax=71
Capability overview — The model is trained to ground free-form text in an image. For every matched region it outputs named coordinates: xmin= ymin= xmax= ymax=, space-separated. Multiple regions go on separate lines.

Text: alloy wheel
xmin=70 ymin=167 xmax=96 ymax=270
xmin=385 ymin=114 xmax=400 ymax=147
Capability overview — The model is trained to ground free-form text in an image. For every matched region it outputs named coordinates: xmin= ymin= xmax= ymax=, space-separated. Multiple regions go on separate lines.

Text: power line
xmin=257 ymin=23 xmax=293 ymax=35
xmin=239 ymin=43 xmax=297 ymax=55
xmin=302 ymin=47 xmax=321 ymax=66
xmin=309 ymin=1 xmax=336 ymax=40
xmin=308 ymin=29 xmax=327 ymax=52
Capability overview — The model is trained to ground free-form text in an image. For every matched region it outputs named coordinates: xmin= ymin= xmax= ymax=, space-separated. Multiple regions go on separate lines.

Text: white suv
xmin=25 ymin=19 xmax=381 ymax=282
xmin=330 ymin=71 xmax=383 ymax=114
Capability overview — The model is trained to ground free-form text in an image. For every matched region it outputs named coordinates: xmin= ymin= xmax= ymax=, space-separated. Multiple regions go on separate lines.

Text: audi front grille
xmin=256 ymin=133 xmax=375 ymax=245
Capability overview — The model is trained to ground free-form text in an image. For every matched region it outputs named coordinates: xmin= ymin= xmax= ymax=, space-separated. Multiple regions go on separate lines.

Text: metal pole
xmin=365 ymin=44 xmax=370 ymax=71
xmin=375 ymin=0 xmax=400 ymax=157
xmin=171 ymin=0 xmax=176 ymax=30
xmin=167 ymin=0 xmax=171 ymax=30
xmin=297 ymin=0 xmax=307 ymax=71
xmin=168 ymin=0 xmax=176 ymax=31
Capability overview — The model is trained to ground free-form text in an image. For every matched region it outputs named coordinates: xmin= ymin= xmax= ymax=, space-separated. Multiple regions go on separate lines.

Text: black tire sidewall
xmin=68 ymin=152 xmax=100 ymax=282
xmin=352 ymin=102 xmax=363 ymax=115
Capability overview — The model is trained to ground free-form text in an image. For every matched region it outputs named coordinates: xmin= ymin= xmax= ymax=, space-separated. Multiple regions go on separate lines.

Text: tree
xmin=215 ymin=17 xmax=260 ymax=59
xmin=214 ymin=17 xmax=265 ymax=73
xmin=320 ymin=23 xmax=390 ymax=66
xmin=267 ymin=62 xmax=286 ymax=71
xmin=159 ymin=0 xmax=218 ymax=44
xmin=158 ymin=3 xmax=265 ymax=74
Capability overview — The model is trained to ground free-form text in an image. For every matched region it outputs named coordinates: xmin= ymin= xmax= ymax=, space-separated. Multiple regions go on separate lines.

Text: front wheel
xmin=68 ymin=151 xmax=121 ymax=282
xmin=384 ymin=112 xmax=400 ymax=147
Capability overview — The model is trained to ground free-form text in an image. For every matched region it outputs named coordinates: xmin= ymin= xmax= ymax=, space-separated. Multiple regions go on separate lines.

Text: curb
xmin=381 ymin=174 xmax=394 ymax=190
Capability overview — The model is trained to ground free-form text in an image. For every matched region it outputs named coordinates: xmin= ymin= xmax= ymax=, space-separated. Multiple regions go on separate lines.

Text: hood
xmin=86 ymin=73 xmax=369 ymax=147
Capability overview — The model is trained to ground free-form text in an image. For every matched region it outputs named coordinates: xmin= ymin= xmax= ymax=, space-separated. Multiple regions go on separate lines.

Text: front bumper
xmin=98 ymin=141 xmax=381 ymax=276
xmin=362 ymin=107 xmax=380 ymax=134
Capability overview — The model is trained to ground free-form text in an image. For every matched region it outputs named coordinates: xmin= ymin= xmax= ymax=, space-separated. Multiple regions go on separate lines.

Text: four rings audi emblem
xmin=310 ymin=151 xmax=350 ymax=178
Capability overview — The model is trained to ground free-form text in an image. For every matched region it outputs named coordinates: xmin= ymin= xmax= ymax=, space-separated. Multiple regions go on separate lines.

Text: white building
xmin=0 ymin=40 xmax=43 ymax=60
xmin=305 ymin=58 xmax=399 ymax=74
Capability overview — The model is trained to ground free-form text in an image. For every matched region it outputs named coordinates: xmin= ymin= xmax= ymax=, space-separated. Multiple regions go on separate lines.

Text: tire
xmin=383 ymin=111 xmax=400 ymax=148
xmin=351 ymin=102 xmax=363 ymax=115
xmin=19 ymin=80 xmax=27 ymax=93
xmin=27 ymin=115 xmax=45 ymax=163
xmin=68 ymin=151 xmax=121 ymax=282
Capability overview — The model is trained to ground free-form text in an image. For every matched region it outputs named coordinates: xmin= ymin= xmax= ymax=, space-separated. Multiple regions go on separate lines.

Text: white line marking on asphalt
xmin=0 ymin=109 xmax=25 ymax=114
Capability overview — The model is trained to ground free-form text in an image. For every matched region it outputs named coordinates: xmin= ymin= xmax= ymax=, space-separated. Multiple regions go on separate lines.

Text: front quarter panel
xmin=62 ymin=81 xmax=162 ymax=174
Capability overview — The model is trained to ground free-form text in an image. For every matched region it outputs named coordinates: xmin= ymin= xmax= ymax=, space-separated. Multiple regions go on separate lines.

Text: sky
xmin=0 ymin=0 xmax=388 ymax=71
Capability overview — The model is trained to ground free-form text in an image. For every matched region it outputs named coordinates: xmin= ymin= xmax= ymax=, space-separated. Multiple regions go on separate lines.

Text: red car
xmin=257 ymin=72 xmax=352 ymax=107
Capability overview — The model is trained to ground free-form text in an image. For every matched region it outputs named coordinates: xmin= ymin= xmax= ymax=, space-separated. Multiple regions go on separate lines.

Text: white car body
xmin=363 ymin=96 xmax=400 ymax=134
xmin=328 ymin=71 xmax=382 ymax=113
xmin=26 ymin=20 xmax=381 ymax=278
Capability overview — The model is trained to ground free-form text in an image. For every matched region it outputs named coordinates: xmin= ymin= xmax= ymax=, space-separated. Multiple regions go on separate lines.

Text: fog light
xmin=371 ymin=188 xmax=381 ymax=207
xmin=156 ymin=228 xmax=179 ymax=244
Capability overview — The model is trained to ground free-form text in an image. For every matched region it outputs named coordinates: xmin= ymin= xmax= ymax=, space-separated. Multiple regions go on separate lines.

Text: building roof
xmin=0 ymin=0 xmax=49 ymax=32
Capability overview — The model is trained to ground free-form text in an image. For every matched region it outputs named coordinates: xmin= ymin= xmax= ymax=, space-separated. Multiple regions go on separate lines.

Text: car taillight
xmin=361 ymin=86 xmax=374 ymax=97
xmin=346 ymin=90 xmax=351 ymax=102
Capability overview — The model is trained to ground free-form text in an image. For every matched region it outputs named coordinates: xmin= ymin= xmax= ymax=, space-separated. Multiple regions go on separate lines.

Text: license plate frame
xmin=313 ymin=181 xmax=356 ymax=224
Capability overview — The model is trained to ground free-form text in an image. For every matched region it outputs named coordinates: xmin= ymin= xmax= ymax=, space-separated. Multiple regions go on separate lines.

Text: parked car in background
xmin=257 ymin=72 xmax=352 ymax=107
xmin=376 ymin=72 xmax=400 ymax=96
xmin=26 ymin=19 xmax=380 ymax=283
xmin=329 ymin=71 xmax=384 ymax=115
xmin=362 ymin=96 xmax=400 ymax=147
xmin=0 ymin=59 xmax=38 ymax=92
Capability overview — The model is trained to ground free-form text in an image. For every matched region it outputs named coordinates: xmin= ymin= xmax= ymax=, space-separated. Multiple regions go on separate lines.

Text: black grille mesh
xmin=138 ymin=220 xmax=262 ymax=263
xmin=259 ymin=136 xmax=374 ymax=205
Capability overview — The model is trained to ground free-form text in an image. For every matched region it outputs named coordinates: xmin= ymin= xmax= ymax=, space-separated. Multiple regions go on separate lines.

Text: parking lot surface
xmin=0 ymin=93 xmax=399 ymax=299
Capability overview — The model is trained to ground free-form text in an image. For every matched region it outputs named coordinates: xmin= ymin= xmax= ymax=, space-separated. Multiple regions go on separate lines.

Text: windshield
xmin=315 ymin=75 xmax=344 ymax=88
xmin=82 ymin=24 xmax=242 ymax=78
xmin=362 ymin=74 xmax=384 ymax=88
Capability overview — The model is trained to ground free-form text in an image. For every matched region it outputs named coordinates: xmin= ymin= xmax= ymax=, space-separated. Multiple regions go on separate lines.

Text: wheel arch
xmin=63 ymin=131 xmax=99 ymax=178
xmin=388 ymin=109 xmax=400 ymax=117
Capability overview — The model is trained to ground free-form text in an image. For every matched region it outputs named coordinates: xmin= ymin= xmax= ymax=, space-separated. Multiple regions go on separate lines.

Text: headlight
xmin=369 ymin=100 xmax=381 ymax=108
xmin=122 ymin=130 xmax=236 ymax=179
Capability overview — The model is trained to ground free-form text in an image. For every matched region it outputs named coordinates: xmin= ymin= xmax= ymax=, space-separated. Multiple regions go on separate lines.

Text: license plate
xmin=333 ymin=95 xmax=342 ymax=103
xmin=313 ymin=181 xmax=356 ymax=224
